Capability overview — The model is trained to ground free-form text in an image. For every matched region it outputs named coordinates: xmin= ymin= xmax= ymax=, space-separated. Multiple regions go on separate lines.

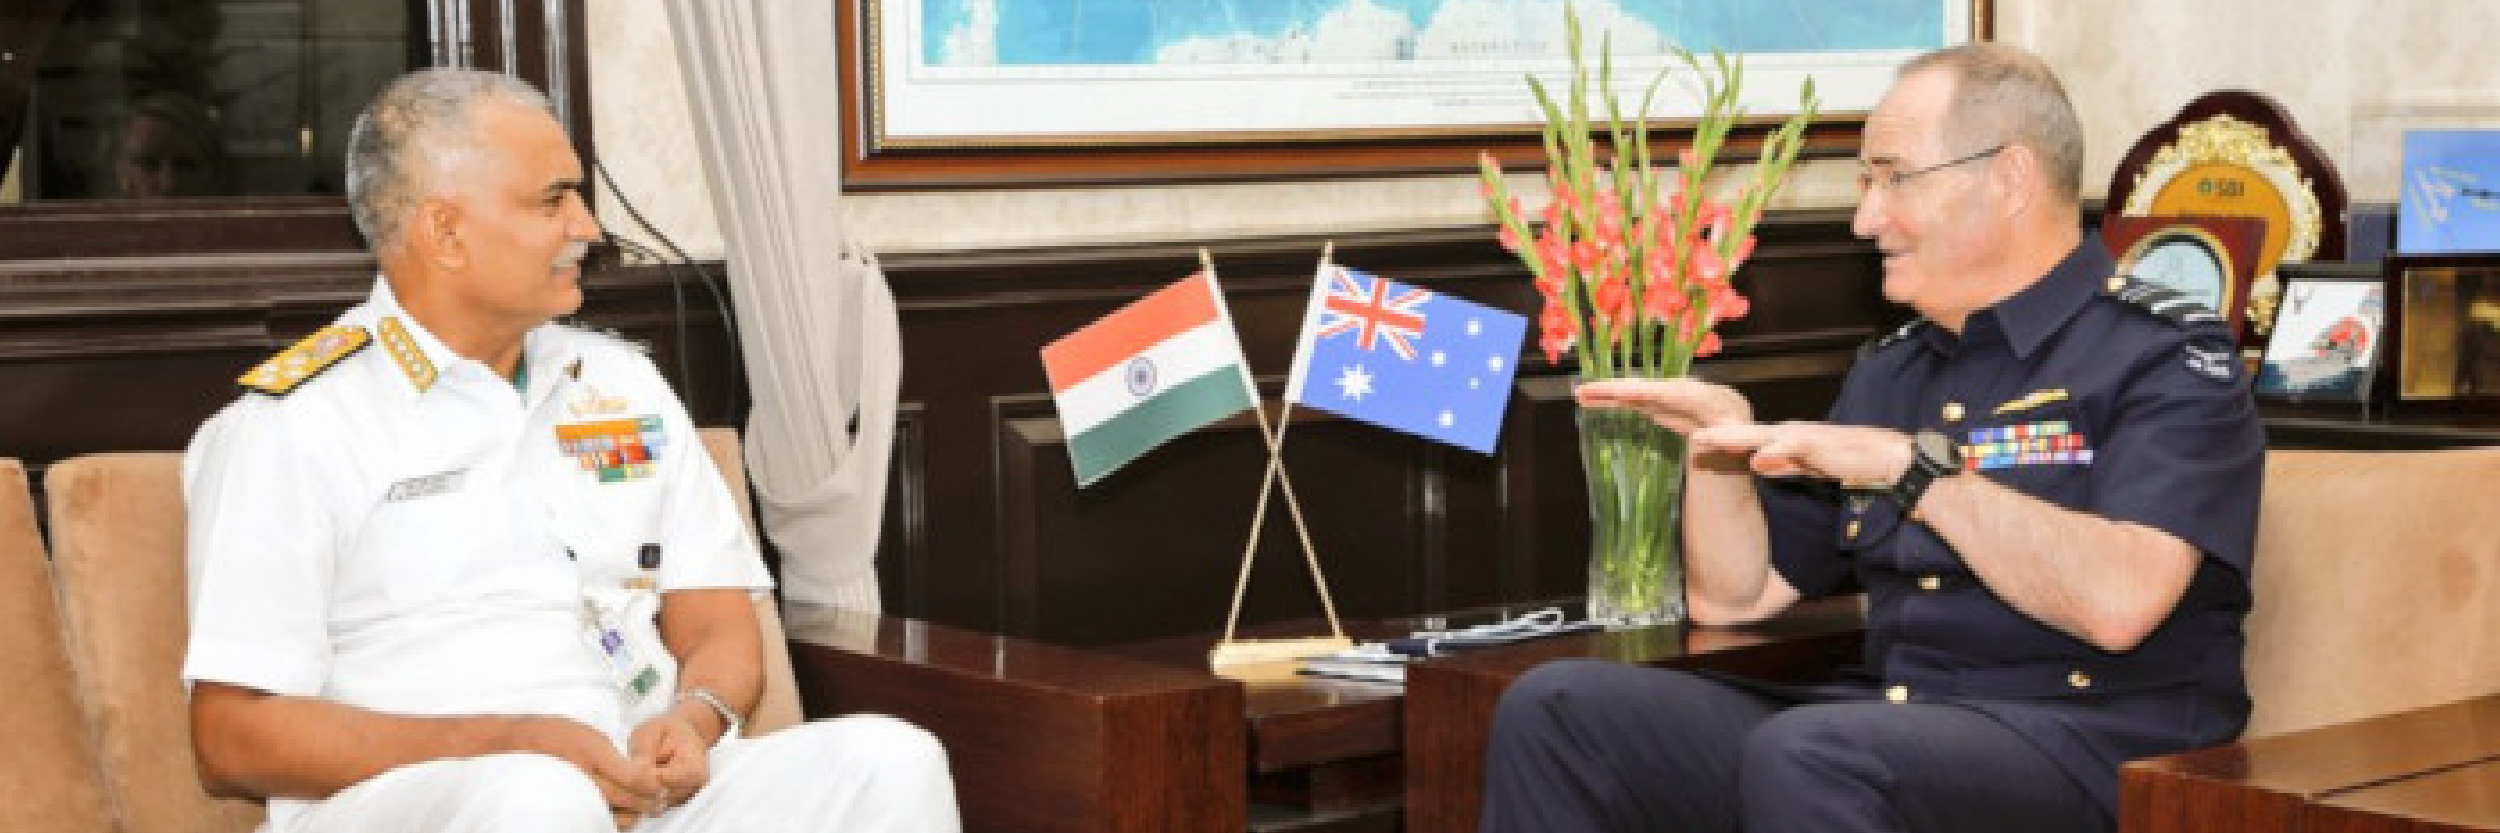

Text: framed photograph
xmin=2384 ymin=255 xmax=2500 ymax=407
xmin=2255 ymin=262 xmax=2385 ymax=404
xmin=2397 ymin=129 xmax=2500 ymax=255
xmin=841 ymin=0 xmax=1992 ymax=189
xmin=2102 ymin=214 xmax=2266 ymax=341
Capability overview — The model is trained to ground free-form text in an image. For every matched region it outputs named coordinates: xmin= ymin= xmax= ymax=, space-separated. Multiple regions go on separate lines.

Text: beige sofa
xmin=2233 ymin=448 xmax=2500 ymax=739
xmin=0 ymin=458 xmax=118 ymax=833
xmin=8 ymin=428 xmax=799 ymax=833
xmin=2117 ymin=447 xmax=2500 ymax=832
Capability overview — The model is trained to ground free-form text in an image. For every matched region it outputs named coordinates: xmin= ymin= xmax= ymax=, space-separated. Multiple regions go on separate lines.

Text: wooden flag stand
xmin=1205 ymin=246 xmax=1352 ymax=680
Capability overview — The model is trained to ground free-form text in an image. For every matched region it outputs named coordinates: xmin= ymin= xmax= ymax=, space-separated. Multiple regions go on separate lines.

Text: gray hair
xmin=1900 ymin=43 xmax=2085 ymax=204
xmin=344 ymin=68 xmax=556 ymax=252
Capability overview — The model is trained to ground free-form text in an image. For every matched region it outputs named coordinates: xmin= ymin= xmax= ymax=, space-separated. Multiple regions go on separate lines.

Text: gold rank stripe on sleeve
xmin=238 ymin=325 xmax=371 ymax=396
xmin=1992 ymin=388 xmax=2070 ymax=415
xmin=376 ymin=316 xmax=439 ymax=393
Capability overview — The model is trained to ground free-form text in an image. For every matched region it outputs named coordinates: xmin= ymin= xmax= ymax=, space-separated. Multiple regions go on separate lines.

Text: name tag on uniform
xmin=384 ymin=468 xmax=467 ymax=502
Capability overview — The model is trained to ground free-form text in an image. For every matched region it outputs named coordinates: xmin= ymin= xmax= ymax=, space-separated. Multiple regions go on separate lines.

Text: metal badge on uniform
xmin=1991 ymin=388 xmax=2070 ymax=415
xmin=555 ymin=415 xmax=668 ymax=482
xmin=2182 ymin=342 xmax=2237 ymax=382
xmin=384 ymin=468 xmax=467 ymax=502
xmin=1964 ymin=422 xmax=2095 ymax=471
xmin=566 ymin=383 xmax=628 ymax=418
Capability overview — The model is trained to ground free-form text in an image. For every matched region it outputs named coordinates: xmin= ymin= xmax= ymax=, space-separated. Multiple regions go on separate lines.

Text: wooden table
xmin=784 ymin=601 xmax=1573 ymax=833
xmin=785 ymin=598 xmax=1870 ymax=833
xmin=1401 ymin=596 xmax=1867 ymax=833
xmin=784 ymin=606 xmax=1246 ymax=833
xmin=2122 ymin=694 xmax=2500 ymax=833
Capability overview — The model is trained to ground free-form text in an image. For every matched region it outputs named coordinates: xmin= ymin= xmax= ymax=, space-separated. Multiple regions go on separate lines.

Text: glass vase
xmin=1578 ymin=406 xmax=1687 ymax=627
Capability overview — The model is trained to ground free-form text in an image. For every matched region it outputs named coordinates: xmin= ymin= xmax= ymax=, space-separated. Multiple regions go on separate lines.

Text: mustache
xmin=556 ymin=241 xmax=592 ymax=268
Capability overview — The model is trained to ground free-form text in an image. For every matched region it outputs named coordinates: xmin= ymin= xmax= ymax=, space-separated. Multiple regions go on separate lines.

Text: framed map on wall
xmin=840 ymin=0 xmax=1990 ymax=189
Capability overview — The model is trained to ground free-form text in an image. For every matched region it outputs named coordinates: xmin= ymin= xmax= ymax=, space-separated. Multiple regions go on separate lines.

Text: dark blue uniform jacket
xmin=1756 ymin=239 xmax=2266 ymax=812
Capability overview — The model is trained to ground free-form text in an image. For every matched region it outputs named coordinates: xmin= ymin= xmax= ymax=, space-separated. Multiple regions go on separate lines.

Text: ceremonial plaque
xmin=2108 ymin=91 xmax=2348 ymax=337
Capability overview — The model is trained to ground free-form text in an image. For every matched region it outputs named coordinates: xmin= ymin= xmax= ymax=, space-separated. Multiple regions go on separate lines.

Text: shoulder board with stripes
xmin=1860 ymin=319 xmax=1929 ymax=357
xmin=239 ymin=325 xmax=370 ymax=397
xmin=2108 ymin=274 xmax=2226 ymax=327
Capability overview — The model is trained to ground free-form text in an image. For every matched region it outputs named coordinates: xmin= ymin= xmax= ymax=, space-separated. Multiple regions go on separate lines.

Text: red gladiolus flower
xmin=1539 ymin=305 xmax=1575 ymax=365
xmin=1709 ymin=285 xmax=1751 ymax=323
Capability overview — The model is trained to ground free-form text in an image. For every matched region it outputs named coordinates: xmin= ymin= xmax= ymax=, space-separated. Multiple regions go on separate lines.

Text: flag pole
xmin=1207 ymin=246 xmax=1350 ymax=672
xmin=1268 ymin=245 xmax=1344 ymax=642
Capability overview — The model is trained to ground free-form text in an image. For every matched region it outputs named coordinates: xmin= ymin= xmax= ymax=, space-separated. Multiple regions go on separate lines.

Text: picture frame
xmin=2255 ymin=262 xmax=2386 ymax=405
xmin=2382 ymin=254 xmax=2500 ymax=410
xmin=2396 ymin=129 xmax=2500 ymax=255
xmin=2102 ymin=214 xmax=2267 ymax=341
xmin=839 ymin=0 xmax=1992 ymax=190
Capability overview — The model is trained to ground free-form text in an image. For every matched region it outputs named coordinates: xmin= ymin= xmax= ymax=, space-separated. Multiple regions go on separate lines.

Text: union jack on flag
xmin=1284 ymin=264 xmax=1528 ymax=454
xmin=1314 ymin=266 xmax=1433 ymax=360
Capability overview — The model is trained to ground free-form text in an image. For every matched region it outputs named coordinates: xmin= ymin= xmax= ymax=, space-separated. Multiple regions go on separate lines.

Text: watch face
xmin=1915 ymin=431 xmax=1960 ymax=469
xmin=2128 ymin=232 xmax=2231 ymax=311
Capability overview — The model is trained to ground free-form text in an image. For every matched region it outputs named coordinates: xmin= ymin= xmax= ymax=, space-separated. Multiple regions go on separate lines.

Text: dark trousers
xmin=1477 ymin=659 xmax=2109 ymax=833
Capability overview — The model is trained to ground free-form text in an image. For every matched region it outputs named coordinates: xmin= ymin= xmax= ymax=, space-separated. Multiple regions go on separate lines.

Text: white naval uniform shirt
xmin=181 ymin=278 xmax=770 ymax=823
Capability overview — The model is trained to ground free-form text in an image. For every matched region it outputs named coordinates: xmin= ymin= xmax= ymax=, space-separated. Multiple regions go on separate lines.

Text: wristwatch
xmin=1891 ymin=431 xmax=1962 ymax=514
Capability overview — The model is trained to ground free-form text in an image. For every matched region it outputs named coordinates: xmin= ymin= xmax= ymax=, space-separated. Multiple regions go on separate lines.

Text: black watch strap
xmin=1892 ymin=431 xmax=1958 ymax=512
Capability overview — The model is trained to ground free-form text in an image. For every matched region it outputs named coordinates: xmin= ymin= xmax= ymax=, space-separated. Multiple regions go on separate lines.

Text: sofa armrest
xmin=782 ymin=604 xmax=1246 ymax=833
xmin=2121 ymin=692 xmax=2500 ymax=833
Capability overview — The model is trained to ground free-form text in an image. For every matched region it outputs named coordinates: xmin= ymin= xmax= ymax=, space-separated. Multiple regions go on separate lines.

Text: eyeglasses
xmin=1857 ymin=144 xmax=2007 ymax=195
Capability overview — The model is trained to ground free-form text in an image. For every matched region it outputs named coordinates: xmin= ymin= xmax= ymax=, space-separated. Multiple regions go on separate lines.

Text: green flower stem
xmin=1581 ymin=406 xmax=1688 ymax=625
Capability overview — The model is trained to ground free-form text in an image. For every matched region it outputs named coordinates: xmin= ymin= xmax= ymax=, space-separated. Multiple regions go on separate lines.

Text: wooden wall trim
xmin=0 ymin=211 xmax=1887 ymax=646
xmin=0 ymin=257 xmax=742 ymax=465
xmin=874 ymin=216 xmax=1891 ymax=640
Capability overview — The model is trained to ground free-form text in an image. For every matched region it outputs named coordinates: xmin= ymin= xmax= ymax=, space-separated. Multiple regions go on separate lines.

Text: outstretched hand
xmin=1689 ymin=421 xmax=1915 ymax=487
xmin=1574 ymin=377 xmax=1754 ymax=436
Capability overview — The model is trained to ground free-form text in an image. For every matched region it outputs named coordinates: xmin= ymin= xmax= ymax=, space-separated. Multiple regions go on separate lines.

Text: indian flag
xmin=1041 ymin=273 xmax=1258 ymax=487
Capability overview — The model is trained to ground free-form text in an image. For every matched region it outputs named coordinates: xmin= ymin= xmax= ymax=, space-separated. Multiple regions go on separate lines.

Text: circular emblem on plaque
xmin=1124 ymin=357 xmax=1158 ymax=397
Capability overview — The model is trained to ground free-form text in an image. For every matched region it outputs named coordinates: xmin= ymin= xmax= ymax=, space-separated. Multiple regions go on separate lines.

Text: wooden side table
xmin=2122 ymin=695 xmax=2500 ymax=833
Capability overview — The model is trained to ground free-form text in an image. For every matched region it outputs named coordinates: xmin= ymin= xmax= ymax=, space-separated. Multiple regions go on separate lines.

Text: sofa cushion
xmin=45 ymin=452 xmax=266 ymax=833
xmin=0 ymin=459 xmax=118 ymax=833
xmin=2243 ymin=448 xmax=2500 ymax=738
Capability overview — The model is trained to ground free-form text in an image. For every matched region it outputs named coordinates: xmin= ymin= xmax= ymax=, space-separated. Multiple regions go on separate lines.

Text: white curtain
xmin=664 ymin=1 xmax=898 ymax=612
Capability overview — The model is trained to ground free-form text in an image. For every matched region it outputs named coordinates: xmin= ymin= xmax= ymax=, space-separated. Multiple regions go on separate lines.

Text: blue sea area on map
xmin=922 ymin=0 xmax=1946 ymax=66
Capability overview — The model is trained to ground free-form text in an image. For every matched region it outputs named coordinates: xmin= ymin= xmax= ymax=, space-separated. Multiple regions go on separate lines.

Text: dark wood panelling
xmin=0 ymin=256 xmax=746 ymax=466
xmin=885 ymin=216 xmax=1891 ymax=641
xmin=0 ymin=212 xmax=1888 ymax=649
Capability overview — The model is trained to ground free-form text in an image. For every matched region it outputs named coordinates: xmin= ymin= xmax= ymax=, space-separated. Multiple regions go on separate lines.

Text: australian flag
xmin=1284 ymin=265 xmax=1529 ymax=454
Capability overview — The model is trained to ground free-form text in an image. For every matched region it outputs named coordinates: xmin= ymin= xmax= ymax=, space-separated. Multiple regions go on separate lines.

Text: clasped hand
xmin=512 ymin=706 xmax=712 ymax=830
xmin=1576 ymin=377 xmax=1913 ymax=487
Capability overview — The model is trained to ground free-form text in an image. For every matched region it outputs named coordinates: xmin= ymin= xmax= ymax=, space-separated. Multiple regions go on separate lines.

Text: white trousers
xmin=280 ymin=715 xmax=960 ymax=833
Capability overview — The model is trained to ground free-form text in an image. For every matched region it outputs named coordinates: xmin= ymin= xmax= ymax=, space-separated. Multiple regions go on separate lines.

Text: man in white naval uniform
xmin=181 ymin=68 xmax=960 ymax=833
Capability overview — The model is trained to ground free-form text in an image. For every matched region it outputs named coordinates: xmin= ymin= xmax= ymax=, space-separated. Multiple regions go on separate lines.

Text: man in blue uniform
xmin=1476 ymin=43 xmax=2265 ymax=833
